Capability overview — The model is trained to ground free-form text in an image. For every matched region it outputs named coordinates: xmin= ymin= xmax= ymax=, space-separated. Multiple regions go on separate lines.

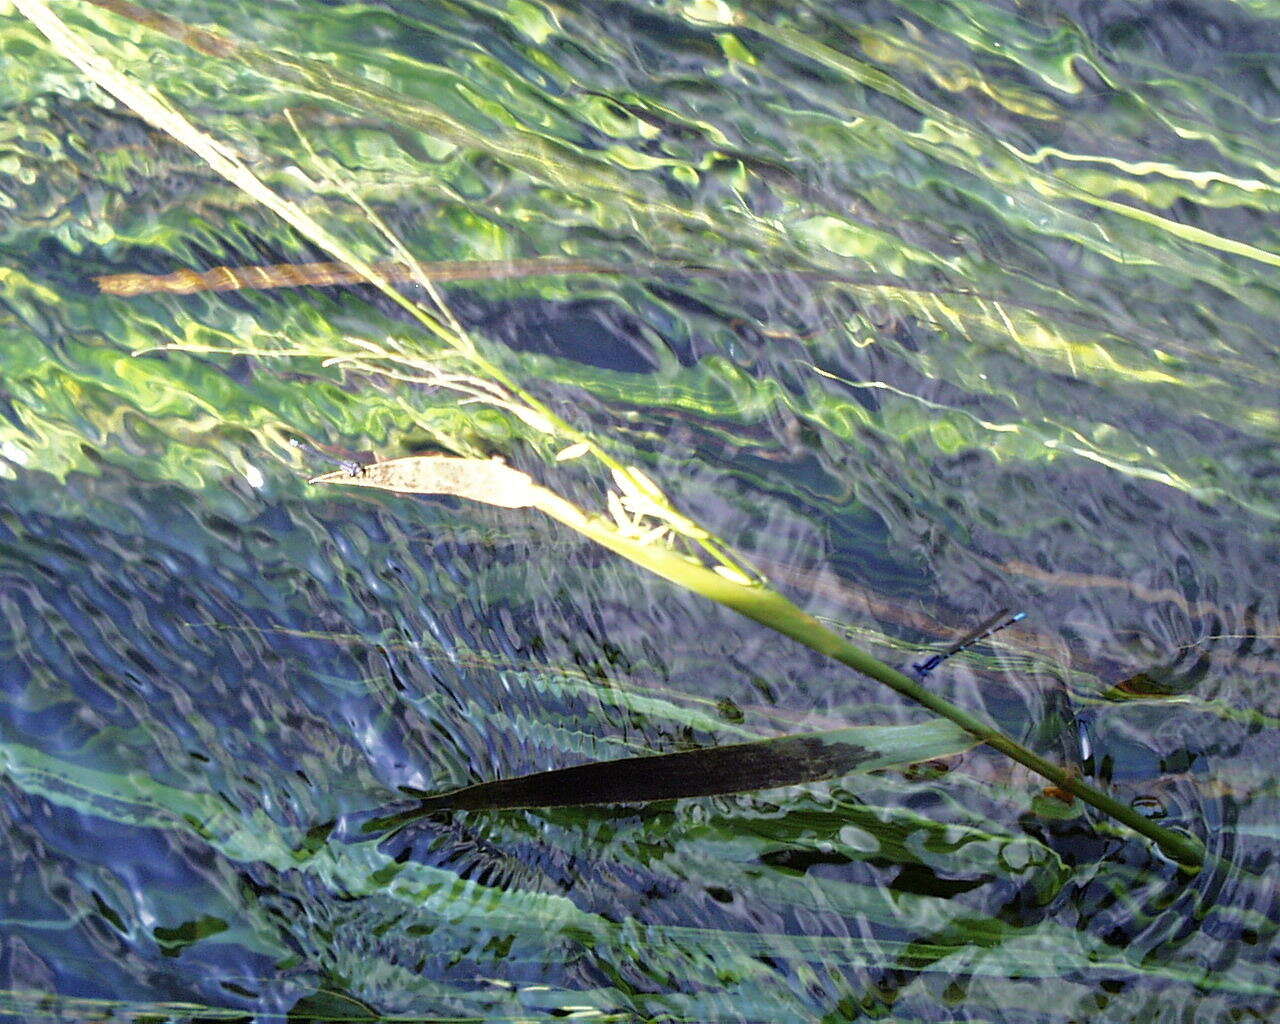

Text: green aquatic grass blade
xmin=364 ymin=720 xmax=976 ymax=821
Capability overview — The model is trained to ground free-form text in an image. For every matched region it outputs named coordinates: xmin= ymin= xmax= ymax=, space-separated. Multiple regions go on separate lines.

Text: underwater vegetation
xmin=1 ymin=0 xmax=1278 ymax=1021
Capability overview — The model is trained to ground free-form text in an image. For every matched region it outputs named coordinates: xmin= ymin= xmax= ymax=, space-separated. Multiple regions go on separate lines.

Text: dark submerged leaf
xmin=364 ymin=721 xmax=975 ymax=828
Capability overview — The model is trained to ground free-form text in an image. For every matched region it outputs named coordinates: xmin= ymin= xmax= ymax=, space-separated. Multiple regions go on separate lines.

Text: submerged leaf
xmin=287 ymin=986 xmax=381 ymax=1023
xmin=1106 ymin=650 xmax=1212 ymax=699
xmin=366 ymin=720 xmax=975 ymax=822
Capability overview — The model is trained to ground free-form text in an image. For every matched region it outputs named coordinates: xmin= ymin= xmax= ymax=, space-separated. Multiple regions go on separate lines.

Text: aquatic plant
xmin=8 ymin=0 xmax=1280 ymax=1018
xmin=12 ymin=0 xmax=1208 ymax=872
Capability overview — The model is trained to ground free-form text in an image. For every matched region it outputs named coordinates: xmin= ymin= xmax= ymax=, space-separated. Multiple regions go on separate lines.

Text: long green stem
xmin=527 ymin=487 xmax=1207 ymax=871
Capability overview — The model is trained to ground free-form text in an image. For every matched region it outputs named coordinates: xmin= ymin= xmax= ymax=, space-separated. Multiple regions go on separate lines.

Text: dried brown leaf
xmin=310 ymin=456 xmax=539 ymax=509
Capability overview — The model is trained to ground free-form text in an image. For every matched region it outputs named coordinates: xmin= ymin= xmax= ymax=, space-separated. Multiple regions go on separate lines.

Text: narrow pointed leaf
xmin=365 ymin=720 xmax=975 ymax=824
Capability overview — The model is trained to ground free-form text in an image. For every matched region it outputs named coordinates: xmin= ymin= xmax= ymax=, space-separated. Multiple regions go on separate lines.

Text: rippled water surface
xmin=1 ymin=0 xmax=1278 ymax=1020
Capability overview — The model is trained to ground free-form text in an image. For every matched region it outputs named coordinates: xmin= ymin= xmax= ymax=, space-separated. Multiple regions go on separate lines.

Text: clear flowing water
xmin=1 ymin=0 xmax=1278 ymax=1020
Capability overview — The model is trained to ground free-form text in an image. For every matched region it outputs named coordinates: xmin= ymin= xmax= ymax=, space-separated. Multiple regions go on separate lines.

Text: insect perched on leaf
xmin=289 ymin=437 xmax=375 ymax=477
